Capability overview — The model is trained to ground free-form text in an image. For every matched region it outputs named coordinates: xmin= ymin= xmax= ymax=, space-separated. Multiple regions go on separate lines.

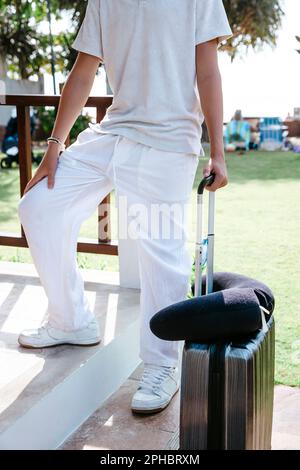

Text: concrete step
xmin=0 ymin=261 xmax=141 ymax=450
xmin=62 ymin=370 xmax=300 ymax=451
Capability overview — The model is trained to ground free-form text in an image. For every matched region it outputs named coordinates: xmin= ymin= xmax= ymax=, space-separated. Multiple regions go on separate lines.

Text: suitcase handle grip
xmin=197 ymin=173 xmax=216 ymax=195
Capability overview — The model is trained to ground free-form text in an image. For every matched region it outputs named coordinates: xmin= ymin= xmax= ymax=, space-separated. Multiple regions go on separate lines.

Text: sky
xmin=45 ymin=0 xmax=300 ymax=121
xmin=219 ymin=0 xmax=300 ymax=121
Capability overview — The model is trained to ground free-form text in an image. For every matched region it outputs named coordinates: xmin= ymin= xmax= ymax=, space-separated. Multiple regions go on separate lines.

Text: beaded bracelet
xmin=47 ymin=136 xmax=66 ymax=152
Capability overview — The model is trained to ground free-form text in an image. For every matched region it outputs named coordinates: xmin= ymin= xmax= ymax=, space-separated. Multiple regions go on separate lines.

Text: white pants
xmin=17 ymin=128 xmax=199 ymax=367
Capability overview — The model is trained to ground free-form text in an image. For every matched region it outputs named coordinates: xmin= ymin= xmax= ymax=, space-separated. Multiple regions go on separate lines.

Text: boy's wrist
xmin=46 ymin=142 xmax=62 ymax=158
xmin=209 ymin=140 xmax=225 ymax=159
xmin=210 ymin=151 xmax=225 ymax=160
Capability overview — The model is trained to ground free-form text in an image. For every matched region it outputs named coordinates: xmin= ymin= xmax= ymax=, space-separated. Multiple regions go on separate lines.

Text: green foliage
xmin=222 ymin=0 xmax=284 ymax=58
xmin=37 ymin=106 xmax=91 ymax=141
xmin=0 ymin=0 xmax=86 ymax=79
xmin=1 ymin=0 xmax=285 ymax=79
xmin=0 ymin=1 xmax=47 ymax=78
xmin=69 ymin=114 xmax=92 ymax=141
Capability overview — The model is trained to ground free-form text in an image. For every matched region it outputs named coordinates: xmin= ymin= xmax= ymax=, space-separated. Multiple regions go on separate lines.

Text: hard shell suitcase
xmin=179 ymin=175 xmax=275 ymax=450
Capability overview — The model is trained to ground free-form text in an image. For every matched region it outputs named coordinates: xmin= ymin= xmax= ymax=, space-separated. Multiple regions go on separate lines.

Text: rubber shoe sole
xmin=131 ymin=388 xmax=179 ymax=415
xmin=18 ymin=337 xmax=101 ymax=349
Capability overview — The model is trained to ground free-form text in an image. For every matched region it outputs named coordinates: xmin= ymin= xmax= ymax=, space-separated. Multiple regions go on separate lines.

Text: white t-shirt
xmin=72 ymin=0 xmax=232 ymax=156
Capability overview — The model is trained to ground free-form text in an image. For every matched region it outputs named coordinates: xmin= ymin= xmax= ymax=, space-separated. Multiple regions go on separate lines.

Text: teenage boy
xmin=18 ymin=0 xmax=232 ymax=414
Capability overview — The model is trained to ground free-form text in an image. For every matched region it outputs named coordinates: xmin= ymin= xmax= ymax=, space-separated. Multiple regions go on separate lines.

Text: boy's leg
xmin=17 ymin=129 xmax=117 ymax=339
xmin=135 ymin=153 xmax=198 ymax=367
xmin=113 ymin=137 xmax=198 ymax=412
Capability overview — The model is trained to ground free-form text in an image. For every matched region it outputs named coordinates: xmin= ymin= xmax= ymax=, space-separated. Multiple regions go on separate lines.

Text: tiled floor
xmin=63 ymin=364 xmax=300 ymax=451
xmin=63 ymin=364 xmax=179 ymax=451
xmin=272 ymin=385 xmax=300 ymax=450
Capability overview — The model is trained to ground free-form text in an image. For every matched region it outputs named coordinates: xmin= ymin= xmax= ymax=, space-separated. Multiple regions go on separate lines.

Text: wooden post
xmin=17 ymin=105 xmax=32 ymax=238
xmin=96 ymin=104 xmax=111 ymax=243
xmin=98 ymin=195 xmax=111 ymax=243
xmin=17 ymin=105 xmax=32 ymax=195
xmin=96 ymin=104 xmax=106 ymax=123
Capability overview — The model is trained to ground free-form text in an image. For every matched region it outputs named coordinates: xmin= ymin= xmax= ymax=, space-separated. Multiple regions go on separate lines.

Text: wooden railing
xmin=0 ymin=94 xmax=118 ymax=255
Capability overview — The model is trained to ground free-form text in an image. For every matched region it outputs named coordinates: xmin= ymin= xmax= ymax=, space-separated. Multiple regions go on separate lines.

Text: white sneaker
xmin=131 ymin=364 xmax=179 ymax=414
xmin=18 ymin=318 xmax=101 ymax=348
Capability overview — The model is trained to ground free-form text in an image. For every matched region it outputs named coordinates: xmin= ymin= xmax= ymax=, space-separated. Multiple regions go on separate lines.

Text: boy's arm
xmin=50 ymin=52 xmax=101 ymax=145
xmin=24 ymin=52 xmax=101 ymax=193
xmin=196 ymin=39 xmax=228 ymax=192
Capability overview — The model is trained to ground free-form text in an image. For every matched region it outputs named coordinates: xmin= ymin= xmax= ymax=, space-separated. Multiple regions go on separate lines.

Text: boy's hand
xmin=23 ymin=145 xmax=60 ymax=194
xmin=203 ymin=156 xmax=228 ymax=192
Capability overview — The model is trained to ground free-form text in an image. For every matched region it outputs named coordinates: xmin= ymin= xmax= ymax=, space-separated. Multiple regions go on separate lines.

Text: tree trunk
xmin=0 ymin=54 xmax=7 ymax=79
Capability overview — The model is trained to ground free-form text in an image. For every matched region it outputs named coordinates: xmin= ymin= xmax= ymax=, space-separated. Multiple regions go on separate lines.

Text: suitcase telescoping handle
xmin=195 ymin=173 xmax=216 ymax=297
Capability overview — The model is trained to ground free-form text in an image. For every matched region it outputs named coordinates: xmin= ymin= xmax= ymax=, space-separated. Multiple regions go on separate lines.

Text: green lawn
xmin=0 ymin=150 xmax=300 ymax=386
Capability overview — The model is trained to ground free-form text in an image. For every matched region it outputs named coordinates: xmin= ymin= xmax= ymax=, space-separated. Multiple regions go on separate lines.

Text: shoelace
xmin=37 ymin=319 xmax=51 ymax=335
xmin=37 ymin=326 xmax=48 ymax=335
xmin=138 ymin=365 xmax=175 ymax=395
